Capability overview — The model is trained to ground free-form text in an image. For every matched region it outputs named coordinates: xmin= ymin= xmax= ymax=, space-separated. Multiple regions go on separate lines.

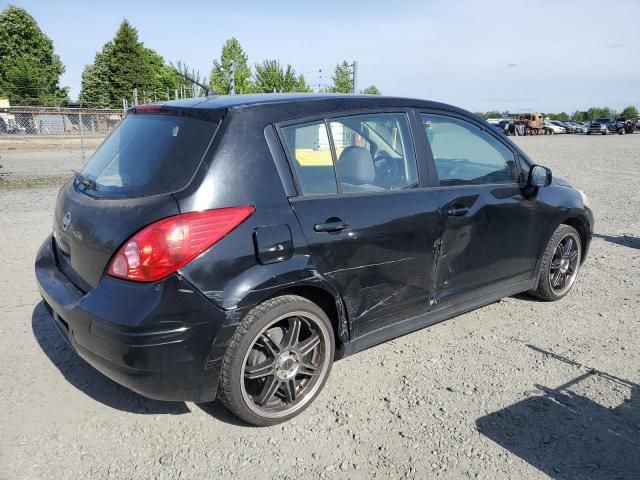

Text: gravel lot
xmin=1 ymin=135 xmax=639 ymax=479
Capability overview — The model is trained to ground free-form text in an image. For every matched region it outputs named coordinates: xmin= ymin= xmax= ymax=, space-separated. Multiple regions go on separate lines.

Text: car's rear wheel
xmin=528 ymin=224 xmax=582 ymax=301
xmin=219 ymin=295 xmax=334 ymax=426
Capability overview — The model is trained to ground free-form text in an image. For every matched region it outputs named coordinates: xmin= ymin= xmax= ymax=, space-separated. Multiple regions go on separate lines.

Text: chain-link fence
xmin=0 ymin=106 xmax=124 ymax=136
xmin=0 ymin=106 xmax=125 ymax=182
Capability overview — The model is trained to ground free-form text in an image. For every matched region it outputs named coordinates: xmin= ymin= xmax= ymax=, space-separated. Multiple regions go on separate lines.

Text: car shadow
xmin=195 ymin=402 xmax=252 ymax=427
xmin=511 ymin=292 xmax=546 ymax=302
xmin=476 ymin=345 xmax=640 ymax=479
xmin=31 ymin=301 xmax=190 ymax=415
xmin=593 ymin=233 xmax=640 ymax=250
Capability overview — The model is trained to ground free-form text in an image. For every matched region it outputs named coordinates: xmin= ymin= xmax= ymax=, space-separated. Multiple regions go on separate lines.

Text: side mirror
xmin=528 ymin=165 xmax=552 ymax=187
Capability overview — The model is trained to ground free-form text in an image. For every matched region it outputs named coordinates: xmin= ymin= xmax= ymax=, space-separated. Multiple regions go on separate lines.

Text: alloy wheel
xmin=548 ymin=232 xmax=581 ymax=296
xmin=240 ymin=311 xmax=331 ymax=419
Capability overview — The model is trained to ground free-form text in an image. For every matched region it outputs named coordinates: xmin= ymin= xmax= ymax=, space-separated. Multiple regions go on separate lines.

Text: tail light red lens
xmin=107 ymin=206 xmax=255 ymax=282
xmin=135 ymin=104 xmax=164 ymax=113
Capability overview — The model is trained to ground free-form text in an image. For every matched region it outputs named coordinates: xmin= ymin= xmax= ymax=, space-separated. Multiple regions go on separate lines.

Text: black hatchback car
xmin=36 ymin=94 xmax=593 ymax=426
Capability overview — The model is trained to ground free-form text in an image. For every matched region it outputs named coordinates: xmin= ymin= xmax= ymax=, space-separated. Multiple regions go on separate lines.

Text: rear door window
xmin=281 ymin=112 xmax=418 ymax=195
xmin=328 ymin=113 xmax=417 ymax=192
xmin=80 ymin=113 xmax=216 ymax=198
xmin=281 ymin=121 xmax=337 ymax=195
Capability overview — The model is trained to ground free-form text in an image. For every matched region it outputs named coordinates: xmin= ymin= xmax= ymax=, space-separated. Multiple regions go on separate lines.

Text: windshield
xmin=80 ymin=114 xmax=216 ymax=198
xmin=595 ymin=118 xmax=610 ymax=123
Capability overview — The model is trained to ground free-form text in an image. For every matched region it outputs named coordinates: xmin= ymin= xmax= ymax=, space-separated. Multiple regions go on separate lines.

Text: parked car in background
xmin=552 ymin=121 xmax=574 ymax=133
xmin=35 ymin=94 xmax=594 ymax=426
xmin=0 ymin=116 xmax=27 ymax=134
xmin=492 ymin=119 xmax=513 ymax=135
xmin=544 ymin=121 xmax=566 ymax=134
xmin=588 ymin=118 xmax=625 ymax=135
xmin=568 ymin=122 xmax=588 ymax=134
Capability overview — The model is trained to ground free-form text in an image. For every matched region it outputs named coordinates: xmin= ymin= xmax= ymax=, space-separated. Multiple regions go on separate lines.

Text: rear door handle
xmin=447 ymin=207 xmax=469 ymax=217
xmin=314 ymin=221 xmax=349 ymax=232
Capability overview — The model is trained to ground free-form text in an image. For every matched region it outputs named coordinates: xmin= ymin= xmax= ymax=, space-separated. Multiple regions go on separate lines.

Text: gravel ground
xmin=0 ymin=149 xmax=94 ymax=177
xmin=0 ymin=134 xmax=638 ymax=479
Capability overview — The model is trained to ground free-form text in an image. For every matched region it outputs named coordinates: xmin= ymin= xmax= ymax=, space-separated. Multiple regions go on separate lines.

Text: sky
xmin=7 ymin=0 xmax=640 ymax=113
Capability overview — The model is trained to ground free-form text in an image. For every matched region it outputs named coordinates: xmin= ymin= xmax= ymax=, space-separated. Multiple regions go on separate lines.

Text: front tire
xmin=219 ymin=295 xmax=335 ymax=426
xmin=528 ymin=224 xmax=582 ymax=301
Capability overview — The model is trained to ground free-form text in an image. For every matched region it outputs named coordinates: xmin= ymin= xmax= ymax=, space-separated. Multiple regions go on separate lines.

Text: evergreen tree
xmin=107 ymin=20 xmax=149 ymax=104
xmin=79 ymin=42 xmax=113 ymax=107
xmin=79 ymin=20 xmax=182 ymax=107
xmin=0 ymin=5 xmax=68 ymax=105
xmin=328 ymin=61 xmax=353 ymax=93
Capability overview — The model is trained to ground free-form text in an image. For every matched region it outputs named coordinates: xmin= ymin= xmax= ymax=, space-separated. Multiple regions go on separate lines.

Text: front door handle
xmin=447 ymin=207 xmax=469 ymax=217
xmin=314 ymin=220 xmax=349 ymax=232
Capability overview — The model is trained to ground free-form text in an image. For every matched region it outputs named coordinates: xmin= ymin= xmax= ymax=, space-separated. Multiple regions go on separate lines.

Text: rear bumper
xmin=35 ymin=235 xmax=243 ymax=402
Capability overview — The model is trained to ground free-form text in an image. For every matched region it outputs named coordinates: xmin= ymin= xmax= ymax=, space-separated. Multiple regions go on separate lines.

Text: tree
xmin=482 ymin=111 xmax=502 ymax=119
xmin=79 ymin=42 xmax=113 ymax=108
xmin=360 ymin=85 xmax=381 ymax=95
xmin=0 ymin=5 xmax=68 ymax=105
xmin=209 ymin=38 xmax=252 ymax=94
xmin=329 ymin=61 xmax=353 ymax=93
xmin=620 ymin=105 xmax=638 ymax=118
xmin=107 ymin=21 xmax=151 ymax=104
xmin=171 ymin=60 xmax=208 ymax=96
xmin=252 ymin=60 xmax=311 ymax=93
xmin=587 ymin=107 xmax=612 ymax=120
xmin=79 ymin=20 xmax=182 ymax=107
xmin=143 ymin=48 xmax=181 ymax=102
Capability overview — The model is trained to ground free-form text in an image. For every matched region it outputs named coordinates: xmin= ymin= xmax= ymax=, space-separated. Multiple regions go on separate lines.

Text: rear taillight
xmin=107 ymin=206 xmax=255 ymax=282
xmin=135 ymin=104 xmax=164 ymax=113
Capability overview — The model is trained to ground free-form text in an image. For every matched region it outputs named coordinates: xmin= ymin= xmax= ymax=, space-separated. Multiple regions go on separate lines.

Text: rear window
xmin=80 ymin=114 xmax=216 ymax=198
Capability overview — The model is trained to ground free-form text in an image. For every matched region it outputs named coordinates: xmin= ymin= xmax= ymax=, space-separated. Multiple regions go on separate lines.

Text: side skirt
xmin=341 ymin=278 xmax=535 ymax=357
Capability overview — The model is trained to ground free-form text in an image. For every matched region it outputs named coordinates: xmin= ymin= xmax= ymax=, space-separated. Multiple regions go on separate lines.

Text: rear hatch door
xmin=53 ymin=109 xmax=218 ymax=289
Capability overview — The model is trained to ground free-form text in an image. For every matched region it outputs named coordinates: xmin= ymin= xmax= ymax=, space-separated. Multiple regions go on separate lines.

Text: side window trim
xmin=264 ymin=124 xmax=297 ymax=197
xmin=417 ymin=109 xmax=522 ymax=187
xmin=323 ymin=118 xmax=342 ymax=194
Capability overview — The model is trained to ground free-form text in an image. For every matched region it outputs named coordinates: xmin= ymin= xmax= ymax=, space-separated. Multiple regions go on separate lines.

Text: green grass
xmin=0 ymin=175 xmax=69 ymax=191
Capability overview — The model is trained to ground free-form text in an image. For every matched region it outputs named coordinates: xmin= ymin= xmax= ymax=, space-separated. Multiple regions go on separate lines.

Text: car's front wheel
xmin=219 ymin=295 xmax=335 ymax=426
xmin=529 ymin=224 xmax=582 ymax=301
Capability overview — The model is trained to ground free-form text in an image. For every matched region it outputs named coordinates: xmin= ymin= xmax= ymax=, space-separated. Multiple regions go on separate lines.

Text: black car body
xmin=35 ymin=94 xmax=594 ymax=425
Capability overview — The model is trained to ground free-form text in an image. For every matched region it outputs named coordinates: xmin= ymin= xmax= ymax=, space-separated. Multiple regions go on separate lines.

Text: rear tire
xmin=528 ymin=224 xmax=582 ymax=301
xmin=219 ymin=295 xmax=335 ymax=426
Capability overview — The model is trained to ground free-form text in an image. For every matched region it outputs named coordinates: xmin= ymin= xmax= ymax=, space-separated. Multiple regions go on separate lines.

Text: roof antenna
xmin=172 ymin=67 xmax=215 ymax=97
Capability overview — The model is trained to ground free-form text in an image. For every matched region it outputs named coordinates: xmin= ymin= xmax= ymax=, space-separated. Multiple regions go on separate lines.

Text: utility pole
xmin=351 ymin=61 xmax=358 ymax=94
xmin=133 ymin=88 xmax=138 ymax=106
xmin=229 ymin=61 xmax=236 ymax=95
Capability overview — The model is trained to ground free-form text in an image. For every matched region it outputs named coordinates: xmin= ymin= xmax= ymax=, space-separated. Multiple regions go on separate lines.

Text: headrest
xmin=337 ymin=146 xmax=375 ymax=185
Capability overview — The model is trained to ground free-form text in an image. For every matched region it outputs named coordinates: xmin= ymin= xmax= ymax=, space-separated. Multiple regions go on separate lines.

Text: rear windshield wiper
xmin=73 ymin=170 xmax=97 ymax=191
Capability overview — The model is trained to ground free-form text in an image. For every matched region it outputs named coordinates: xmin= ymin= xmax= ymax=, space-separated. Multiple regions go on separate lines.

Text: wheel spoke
xmin=551 ymin=270 xmax=562 ymax=287
xmin=281 ymin=317 xmax=302 ymax=350
xmin=563 ymin=238 xmax=573 ymax=257
xmin=244 ymin=360 xmax=275 ymax=380
xmin=559 ymin=272 xmax=567 ymax=289
xmin=296 ymin=332 xmax=320 ymax=356
xmin=568 ymin=250 xmax=578 ymax=262
xmin=281 ymin=379 xmax=297 ymax=403
xmin=258 ymin=333 xmax=280 ymax=356
xmin=255 ymin=376 xmax=280 ymax=406
xmin=298 ymin=360 xmax=319 ymax=377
